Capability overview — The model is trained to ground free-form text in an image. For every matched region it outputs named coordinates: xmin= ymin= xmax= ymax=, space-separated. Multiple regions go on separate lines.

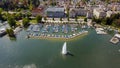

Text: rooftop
xmin=46 ymin=7 xmax=64 ymax=12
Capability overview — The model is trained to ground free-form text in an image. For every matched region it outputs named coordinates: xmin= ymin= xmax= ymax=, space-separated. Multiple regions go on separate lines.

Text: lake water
xmin=0 ymin=29 xmax=120 ymax=68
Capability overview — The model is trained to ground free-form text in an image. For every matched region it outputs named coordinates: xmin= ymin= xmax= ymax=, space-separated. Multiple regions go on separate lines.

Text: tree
xmin=28 ymin=0 xmax=40 ymax=9
xmin=92 ymin=17 xmax=102 ymax=24
xmin=15 ymin=12 xmax=22 ymax=20
xmin=26 ymin=11 xmax=32 ymax=18
xmin=52 ymin=17 xmax=55 ymax=21
xmin=22 ymin=18 xmax=30 ymax=28
xmin=92 ymin=16 xmax=96 ymax=22
xmin=6 ymin=28 xmax=15 ymax=37
xmin=50 ymin=2 xmax=56 ymax=6
xmin=75 ymin=16 xmax=78 ymax=22
xmin=112 ymin=19 xmax=120 ymax=27
xmin=66 ymin=8 xmax=70 ymax=21
xmin=0 ymin=8 xmax=3 ymax=20
xmin=7 ymin=15 xmax=16 ymax=28
xmin=0 ymin=8 xmax=3 ymax=14
xmin=32 ymin=0 xmax=40 ymax=7
xmin=49 ymin=0 xmax=56 ymax=6
xmin=29 ymin=3 xmax=33 ymax=10
xmin=67 ymin=17 xmax=69 ymax=21
xmin=105 ymin=17 xmax=113 ymax=25
xmin=60 ymin=17 xmax=62 ymax=21
xmin=36 ymin=15 xmax=42 ymax=23
xmin=84 ymin=18 xmax=87 ymax=22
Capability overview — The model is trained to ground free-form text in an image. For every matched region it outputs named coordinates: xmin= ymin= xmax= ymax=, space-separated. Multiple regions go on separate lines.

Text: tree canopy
xmin=6 ymin=28 xmax=15 ymax=37
xmin=36 ymin=15 xmax=42 ymax=23
xmin=22 ymin=17 xmax=30 ymax=28
xmin=7 ymin=14 xmax=16 ymax=28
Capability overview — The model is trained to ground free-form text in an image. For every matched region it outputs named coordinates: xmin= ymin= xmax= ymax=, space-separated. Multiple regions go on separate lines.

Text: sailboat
xmin=62 ymin=42 xmax=67 ymax=55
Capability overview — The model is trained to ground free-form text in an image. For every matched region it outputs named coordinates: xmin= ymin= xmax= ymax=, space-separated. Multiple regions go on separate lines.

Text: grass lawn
xmin=16 ymin=21 xmax=22 ymax=26
xmin=30 ymin=20 xmax=37 ymax=24
xmin=77 ymin=16 xmax=86 ymax=19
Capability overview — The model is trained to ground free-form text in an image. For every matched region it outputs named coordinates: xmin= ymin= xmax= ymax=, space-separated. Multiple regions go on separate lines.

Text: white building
xmin=93 ymin=8 xmax=106 ymax=18
xmin=106 ymin=11 xmax=114 ymax=17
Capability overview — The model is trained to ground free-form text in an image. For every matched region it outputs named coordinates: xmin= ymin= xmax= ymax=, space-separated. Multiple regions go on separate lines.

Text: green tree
xmin=32 ymin=0 xmax=40 ymax=7
xmin=105 ymin=17 xmax=113 ymax=25
xmin=92 ymin=17 xmax=102 ymax=24
xmin=84 ymin=18 xmax=87 ymax=22
xmin=15 ymin=12 xmax=22 ymax=20
xmin=112 ymin=19 xmax=120 ymax=27
xmin=6 ymin=28 xmax=15 ymax=37
xmin=0 ymin=8 xmax=3 ymax=20
xmin=75 ymin=16 xmax=78 ymax=22
xmin=60 ymin=17 xmax=62 ymax=21
xmin=0 ymin=8 xmax=3 ymax=14
xmin=49 ymin=0 xmax=56 ymax=6
xmin=26 ymin=11 xmax=32 ymax=18
xmin=92 ymin=16 xmax=96 ymax=22
xmin=28 ymin=0 xmax=40 ymax=9
xmin=7 ymin=15 xmax=16 ymax=28
xmin=66 ymin=8 xmax=70 ymax=21
xmin=22 ymin=18 xmax=30 ymax=28
xmin=36 ymin=15 xmax=42 ymax=23
xmin=29 ymin=3 xmax=33 ymax=10
xmin=52 ymin=17 xmax=55 ymax=21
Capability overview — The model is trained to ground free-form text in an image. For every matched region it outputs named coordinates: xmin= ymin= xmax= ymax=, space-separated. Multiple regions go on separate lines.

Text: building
xmin=45 ymin=7 xmax=65 ymax=18
xmin=93 ymin=8 xmax=106 ymax=18
xmin=69 ymin=9 xmax=76 ymax=18
xmin=69 ymin=8 xmax=87 ymax=18
xmin=76 ymin=8 xmax=87 ymax=16
xmin=106 ymin=11 xmax=114 ymax=17
xmin=86 ymin=11 xmax=93 ymax=19
xmin=32 ymin=7 xmax=44 ymax=16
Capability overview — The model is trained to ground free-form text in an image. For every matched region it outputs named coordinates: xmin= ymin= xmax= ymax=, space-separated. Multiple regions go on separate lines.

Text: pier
xmin=110 ymin=34 xmax=120 ymax=44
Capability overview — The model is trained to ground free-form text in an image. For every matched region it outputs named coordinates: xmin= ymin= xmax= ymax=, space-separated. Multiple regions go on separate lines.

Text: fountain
xmin=62 ymin=42 xmax=67 ymax=55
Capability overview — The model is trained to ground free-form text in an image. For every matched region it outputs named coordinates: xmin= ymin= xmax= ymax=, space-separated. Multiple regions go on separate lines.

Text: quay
xmin=26 ymin=30 xmax=88 ymax=40
xmin=95 ymin=28 xmax=107 ymax=35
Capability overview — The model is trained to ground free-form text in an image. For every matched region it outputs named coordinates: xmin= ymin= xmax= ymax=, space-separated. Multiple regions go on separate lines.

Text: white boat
xmin=62 ymin=42 xmax=67 ymax=55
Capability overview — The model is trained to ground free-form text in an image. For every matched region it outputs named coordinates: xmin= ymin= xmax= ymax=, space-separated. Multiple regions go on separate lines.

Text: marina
xmin=26 ymin=23 xmax=88 ymax=40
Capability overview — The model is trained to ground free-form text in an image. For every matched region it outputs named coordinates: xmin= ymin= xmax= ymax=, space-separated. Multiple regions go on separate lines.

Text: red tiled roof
xmin=32 ymin=8 xmax=43 ymax=13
